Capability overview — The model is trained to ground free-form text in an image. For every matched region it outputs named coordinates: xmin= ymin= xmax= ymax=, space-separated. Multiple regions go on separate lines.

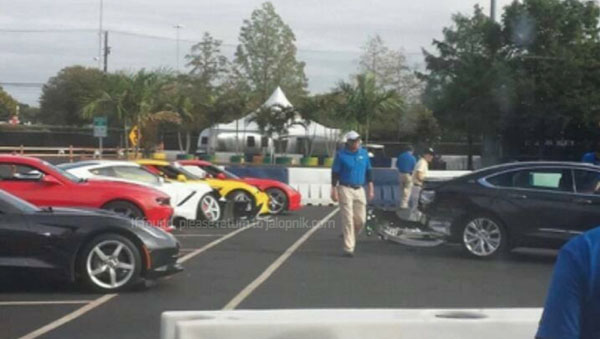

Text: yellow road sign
xmin=129 ymin=126 xmax=141 ymax=146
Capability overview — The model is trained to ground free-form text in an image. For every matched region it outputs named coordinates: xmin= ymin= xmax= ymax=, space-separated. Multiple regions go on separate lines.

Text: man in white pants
xmin=331 ymin=131 xmax=375 ymax=257
xmin=409 ymin=148 xmax=434 ymax=217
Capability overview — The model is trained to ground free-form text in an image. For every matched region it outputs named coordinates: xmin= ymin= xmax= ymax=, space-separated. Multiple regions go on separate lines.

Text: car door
xmin=0 ymin=206 xmax=35 ymax=269
xmin=569 ymin=169 xmax=600 ymax=235
xmin=486 ymin=167 xmax=575 ymax=244
xmin=0 ymin=163 xmax=69 ymax=207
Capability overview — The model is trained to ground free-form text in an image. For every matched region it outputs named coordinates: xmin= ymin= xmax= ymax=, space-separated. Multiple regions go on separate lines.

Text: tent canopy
xmin=202 ymin=87 xmax=340 ymax=139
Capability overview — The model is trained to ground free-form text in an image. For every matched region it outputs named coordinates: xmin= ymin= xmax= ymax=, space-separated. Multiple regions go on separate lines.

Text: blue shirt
xmin=536 ymin=227 xmax=600 ymax=339
xmin=582 ymin=152 xmax=600 ymax=166
xmin=332 ymin=147 xmax=372 ymax=186
xmin=396 ymin=151 xmax=417 ymax=173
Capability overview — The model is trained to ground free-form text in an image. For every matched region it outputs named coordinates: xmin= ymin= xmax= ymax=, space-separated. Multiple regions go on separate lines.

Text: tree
xmin=0 ymin=87 xmax=19 ymax=121
xmin=251 ymin=104 xmax=297 ymax=157
xmin=40 ymin=66 xmax=105 ymax=125
xmin=234 ymin=2 xmax=308 ymax=103
xmin=186 ymin=32 xmax=229 ymax=87
xmin=422 ymin=5 xmax=506 ymax=168
xmin=500 ymin=0 xmax=600 ymax=158
xmin=297 ymin=93 xmax=346 ymax=157
xmin=337 ymin=73 xmax=401 ymax=145
xmin=83 ymin=69 xmax=171 ymax=154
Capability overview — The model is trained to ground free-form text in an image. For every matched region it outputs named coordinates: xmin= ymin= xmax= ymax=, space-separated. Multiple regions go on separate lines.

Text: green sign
xmin=93 ymin=117 xmax=107 ymax=138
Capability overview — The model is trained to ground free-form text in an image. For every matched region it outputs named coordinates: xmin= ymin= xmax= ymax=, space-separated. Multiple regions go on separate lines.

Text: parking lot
xmin=2 ymin=206 xmax=557 ymax=339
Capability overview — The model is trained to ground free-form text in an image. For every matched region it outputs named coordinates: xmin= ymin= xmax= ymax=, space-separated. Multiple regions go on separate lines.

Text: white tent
xmin=197 ymin=87 xmax=341 ymax=156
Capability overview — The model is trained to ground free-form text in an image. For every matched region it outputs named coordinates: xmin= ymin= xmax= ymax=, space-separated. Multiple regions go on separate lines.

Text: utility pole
xmin=174 ymin=24 xmax=184 ymax=72
xmin=490 ymin=0 xmax=497 ymax=22
xmin=103 ymin=31 xmax=110 ymax=73
xmin=98 ymin=0 xmax=104 ymax=69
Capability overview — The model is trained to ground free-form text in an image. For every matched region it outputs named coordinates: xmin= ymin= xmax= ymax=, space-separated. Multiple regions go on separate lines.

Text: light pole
xmin=173 ymin=24 xmax=184 ymax=72
xmin=490 ymin=0 xmax=496 ymax=22
xmin=98 ymin=0 xmax=104 ymax=69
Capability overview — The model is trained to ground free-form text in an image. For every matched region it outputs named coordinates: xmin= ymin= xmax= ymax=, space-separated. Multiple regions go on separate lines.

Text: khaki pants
xmin=398 ymin=173 xmax=413 ymax=208
xmin=338 ymin=186 xmax=367 ymax=253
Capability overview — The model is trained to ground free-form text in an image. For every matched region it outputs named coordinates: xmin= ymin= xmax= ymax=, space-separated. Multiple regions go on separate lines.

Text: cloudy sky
xmin=0 ymin=0 xmax=513 ymax=106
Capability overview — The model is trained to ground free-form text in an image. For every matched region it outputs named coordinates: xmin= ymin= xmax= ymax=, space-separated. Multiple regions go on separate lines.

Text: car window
xmin=486 ymin=168 xmax=573 ymax=192
xmin=90 ymin=167 xmax=116 ymax=177
xmin=573 ymin=170 xmax=600 ymax=195
xmin=182 ymin=165 xmax=208 ymax=178
xmin=0 ymin=164 xmax=42 ymax=181
xmin=112 ymin=166 xmax=160 ymax=184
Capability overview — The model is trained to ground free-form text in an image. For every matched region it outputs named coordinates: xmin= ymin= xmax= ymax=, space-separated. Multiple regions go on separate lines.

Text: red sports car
xmin=0 ymin=156 xmax=173 ymax=230
xmin=176 ymin=159 xmax=302 ymax=214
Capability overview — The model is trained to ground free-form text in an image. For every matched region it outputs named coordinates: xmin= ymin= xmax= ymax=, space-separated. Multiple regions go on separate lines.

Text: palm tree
xmin=337 ymin=73 xmax=402 ymax=145
xmin=83 ymin=73 xmax=134 ymax=153
xmin=83 ymin=70 xmax=171 ymax=156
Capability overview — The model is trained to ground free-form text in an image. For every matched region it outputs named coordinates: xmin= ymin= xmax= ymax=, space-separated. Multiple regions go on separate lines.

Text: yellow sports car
xmin=136 ymin=159 xmax=270 ymax=216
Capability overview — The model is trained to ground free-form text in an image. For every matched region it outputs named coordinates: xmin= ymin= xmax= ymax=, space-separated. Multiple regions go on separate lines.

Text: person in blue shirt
xmin=536 ymin=226 xmax=600 ymax=339
xmin=396 ymin=145 xmax=417 ymax=209
xmin=581 ymin=141 xmax=600 ymax=165
xmin=331 ymin=130 xmax=374 ymax=257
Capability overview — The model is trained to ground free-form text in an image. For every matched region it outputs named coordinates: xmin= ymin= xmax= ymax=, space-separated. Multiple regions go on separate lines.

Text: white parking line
xmin=178 ymin=221 xmax=258 ymax=264
xmin=18 ymin=294 xmax=117 ymax=339
xmin=0 ymin=300 xmax=92 ymax=306
xmin=223 ymin=208 xmax=339 ymax=310
xmin=18 ymin=221 xmax=259 ymax=339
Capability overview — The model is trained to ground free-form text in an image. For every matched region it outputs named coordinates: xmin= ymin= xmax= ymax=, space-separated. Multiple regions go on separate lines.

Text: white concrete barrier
xmin=288 ymin=167 xmax=337 ymax=206
xmin=288 ymin=168 xmax=470 ymax=206
xmin=161 ymin=308 xmax=542 ymax=339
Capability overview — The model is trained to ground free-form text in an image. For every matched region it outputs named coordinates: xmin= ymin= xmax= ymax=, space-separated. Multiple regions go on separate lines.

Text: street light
xmin=174 ymin=24 xmax=184 ymax=72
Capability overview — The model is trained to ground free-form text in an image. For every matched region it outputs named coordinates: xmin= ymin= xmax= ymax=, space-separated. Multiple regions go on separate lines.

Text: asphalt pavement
xmin=1 ymin=206 xmax=557 ymax=339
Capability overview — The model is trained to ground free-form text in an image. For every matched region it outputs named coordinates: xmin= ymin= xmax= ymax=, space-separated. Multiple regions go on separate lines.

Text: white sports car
xmin=59 ymin=161 xmax=222 ymax=224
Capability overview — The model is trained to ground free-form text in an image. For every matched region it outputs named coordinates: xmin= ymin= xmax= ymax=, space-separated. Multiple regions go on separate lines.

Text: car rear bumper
xmin=287 ymin=190 xmax=302 ymax=211
xmin=145 ymin=206 xmax=174 ymax=232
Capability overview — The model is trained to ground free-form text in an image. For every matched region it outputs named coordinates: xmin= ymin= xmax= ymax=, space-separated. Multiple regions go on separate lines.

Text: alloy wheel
xmin=201 ymin=194 xmax=221 ymax=221
xmin=463 ymin=218 xmax=502 ymax=257
xmin=86 ymin=240 xmax=136 ymax=290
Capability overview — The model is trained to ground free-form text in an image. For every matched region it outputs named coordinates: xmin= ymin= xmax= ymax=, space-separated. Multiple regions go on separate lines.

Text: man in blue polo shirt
xmin=536 ymin=226 xmax=600 ymax=339
xmin=396 ymin=145 xmax=417 ymax=209
xmin=581 ymin=141 xmax=600 ymax=166
xmin=331 ymin=130 xmax=374 ymax=257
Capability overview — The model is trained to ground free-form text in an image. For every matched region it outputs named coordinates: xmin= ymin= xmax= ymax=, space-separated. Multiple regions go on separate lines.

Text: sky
xmin=0 ymin=0 xmax=513 ymax=106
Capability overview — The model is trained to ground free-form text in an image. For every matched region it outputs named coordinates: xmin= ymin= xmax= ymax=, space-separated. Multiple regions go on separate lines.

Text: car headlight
xmin=419 ymin=190 xmax=436 ymax=206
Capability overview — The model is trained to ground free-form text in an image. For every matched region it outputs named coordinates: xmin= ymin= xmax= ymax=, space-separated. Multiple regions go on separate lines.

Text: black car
xmin=419 ymin=162 xmax=600 ymax=258
xmin=0 ymin=189 xmax=182 ymax=292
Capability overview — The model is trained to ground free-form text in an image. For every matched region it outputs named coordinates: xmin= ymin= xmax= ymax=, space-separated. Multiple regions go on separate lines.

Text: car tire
xmin=102 ymin=201 xmax=145 ymax=220
xmin=266 ymin=188 xmax=288 ymax=215
xmin=459 ymin=215 xmax=509 ymax=259
xmin=226 ymin=190 xmax=255 ymax=213
xmin=197 ymin=193 xmax=222 ymax=222
xmin=79 ymin=234 xmax=142 ymax=292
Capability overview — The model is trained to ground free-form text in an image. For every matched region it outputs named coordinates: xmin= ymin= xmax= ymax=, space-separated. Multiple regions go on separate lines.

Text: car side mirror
xmin=216 ymin=173 xmax=226 ymax=180
xmin=176 ymin=174 xmax=187 ymax=182
xmin=42 ymin=175 xmax=61 ymax=185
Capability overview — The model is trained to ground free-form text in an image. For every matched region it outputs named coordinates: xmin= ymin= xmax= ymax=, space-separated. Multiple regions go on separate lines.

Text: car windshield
xmin=112 ymin=166 xmax=161 ymax=184
xmin=43 ymin=161 xmax=83 ymax=182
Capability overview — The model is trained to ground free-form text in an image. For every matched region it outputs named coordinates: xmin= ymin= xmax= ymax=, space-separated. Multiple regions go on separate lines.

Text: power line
xmin=0 ymin=27 xmax=424 ymax=56
xmin=0 ymin=82 xmax=44 ymax=87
